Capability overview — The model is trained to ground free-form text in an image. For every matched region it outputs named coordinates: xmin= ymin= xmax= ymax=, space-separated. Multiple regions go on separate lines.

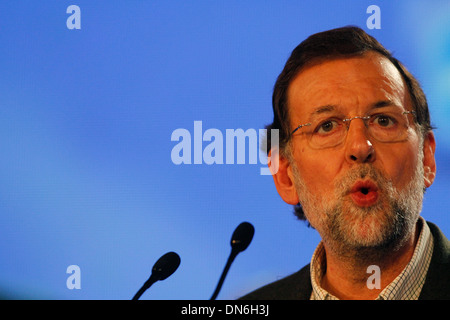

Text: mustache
xmin=335 ymin=164 xmax=391 ymax=196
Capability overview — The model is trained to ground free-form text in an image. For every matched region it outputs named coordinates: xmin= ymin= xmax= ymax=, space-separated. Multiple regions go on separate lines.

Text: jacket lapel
xmin=418 ymin=222 xmax=450 ymax=300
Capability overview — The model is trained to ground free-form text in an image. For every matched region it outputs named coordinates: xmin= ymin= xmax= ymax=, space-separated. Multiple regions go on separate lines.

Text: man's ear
xmin=422 ymin=131 xmax=436 ymax=188
xmin=268 ymin=149 xmax=299 ymax=205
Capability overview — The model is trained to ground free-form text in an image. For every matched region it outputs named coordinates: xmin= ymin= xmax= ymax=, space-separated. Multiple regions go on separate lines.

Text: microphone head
xmin=151 ymin=251 xmax=181 ymax=281
xmin=230 ymin=222 xmax=255 ymax=253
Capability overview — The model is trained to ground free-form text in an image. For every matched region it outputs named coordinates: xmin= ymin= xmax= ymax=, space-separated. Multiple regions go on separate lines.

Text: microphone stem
xmin=132 ymin=274 xmax=158 ymax=300
xmin=210 ymin=250 xmax=238 ymax=300
xmin=132 ymin=285 xmax=147 ymax=301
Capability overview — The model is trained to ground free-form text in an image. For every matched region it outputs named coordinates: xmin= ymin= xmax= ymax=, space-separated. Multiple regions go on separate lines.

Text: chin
xmin=327 ymin=201 xmax=417 ymax=252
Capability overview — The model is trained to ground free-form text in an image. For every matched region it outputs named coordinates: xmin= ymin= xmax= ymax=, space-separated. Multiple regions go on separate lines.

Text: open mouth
xmin=360 ymin=187 xmax=370 ymax=195
xmin=349 ymin=180 xmax=379 ymax=207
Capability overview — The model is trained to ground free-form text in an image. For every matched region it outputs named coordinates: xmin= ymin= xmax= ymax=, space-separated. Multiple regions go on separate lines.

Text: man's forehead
xmin=286 ymin=52 xmax=407 ymax=117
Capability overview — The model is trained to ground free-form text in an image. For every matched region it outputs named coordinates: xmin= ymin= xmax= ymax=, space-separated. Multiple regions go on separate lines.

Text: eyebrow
xmin=372 ymin=100 xmax=397 ymax=109
xmin=312 ymin=104 xmax=336 ymax=114
xmin=307 ymin=105 xmax=342 ymax=122
xmin=309 ymin=100 xmax=399 ymax=119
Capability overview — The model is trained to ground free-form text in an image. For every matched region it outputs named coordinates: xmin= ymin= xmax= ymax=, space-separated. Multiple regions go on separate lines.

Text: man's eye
xmin=373 ymin=114 xmax=396 ymax=127
xmin=316 ymin=120 xmax=340 ymax=134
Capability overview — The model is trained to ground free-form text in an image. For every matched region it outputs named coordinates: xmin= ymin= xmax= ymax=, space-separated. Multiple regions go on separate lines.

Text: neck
xmin=320 ymin=220 xmax=421 ymax=300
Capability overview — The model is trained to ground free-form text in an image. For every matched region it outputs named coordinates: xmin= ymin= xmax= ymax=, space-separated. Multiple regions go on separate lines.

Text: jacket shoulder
xmin=239 ymin=264 xmax=312 ymax=300
xmin=419 ymin=221 xmax=450 ymax=300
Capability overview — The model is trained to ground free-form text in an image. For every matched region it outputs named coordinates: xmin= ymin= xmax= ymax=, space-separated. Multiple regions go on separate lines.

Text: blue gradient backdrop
xmin=0 ymin=1 xmax=449 ymax=299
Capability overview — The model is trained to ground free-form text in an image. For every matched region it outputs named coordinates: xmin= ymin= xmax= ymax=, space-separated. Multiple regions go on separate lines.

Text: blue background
xmin=0 ymin=1 xmax=449 ymax=300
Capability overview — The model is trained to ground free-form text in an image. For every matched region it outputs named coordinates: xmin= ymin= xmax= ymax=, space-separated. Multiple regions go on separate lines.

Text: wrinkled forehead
xmin=286 ymin=52 xmax=410 ymax=119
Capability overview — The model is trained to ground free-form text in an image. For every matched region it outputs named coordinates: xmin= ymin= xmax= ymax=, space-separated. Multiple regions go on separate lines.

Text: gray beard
xmin=291 ymin=156 xmax=424 ymax=264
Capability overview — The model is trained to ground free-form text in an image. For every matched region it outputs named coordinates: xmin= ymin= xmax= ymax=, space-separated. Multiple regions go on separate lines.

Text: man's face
xmin=277 ymin=52 xmax=436 ymax=254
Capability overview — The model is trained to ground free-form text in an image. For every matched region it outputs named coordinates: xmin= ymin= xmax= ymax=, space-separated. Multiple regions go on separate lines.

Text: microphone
xmin=210 ymin=222 xmax=255 ymax=300
xmin=132 ymin=251 xmax=181 ymax=300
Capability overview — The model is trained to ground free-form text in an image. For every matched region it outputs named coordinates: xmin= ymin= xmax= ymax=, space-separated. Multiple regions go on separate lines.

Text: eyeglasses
xmin=290 ymin=110 xmax=416 ymax=149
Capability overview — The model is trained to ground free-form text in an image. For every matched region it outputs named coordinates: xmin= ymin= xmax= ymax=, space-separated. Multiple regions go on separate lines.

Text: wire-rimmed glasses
xmin=290 ymin=110 xmax=416 ymax=149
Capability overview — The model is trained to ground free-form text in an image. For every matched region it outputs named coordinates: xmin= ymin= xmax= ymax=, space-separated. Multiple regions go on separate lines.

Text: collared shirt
xmin=310 ymin=216 xmax=434 ymax=300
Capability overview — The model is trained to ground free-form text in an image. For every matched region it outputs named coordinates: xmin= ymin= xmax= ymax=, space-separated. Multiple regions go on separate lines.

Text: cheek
xmin=378 ymin=142 xmax=421 ymax=188
xmin=293 ymin=149 xmax=341 ymax=192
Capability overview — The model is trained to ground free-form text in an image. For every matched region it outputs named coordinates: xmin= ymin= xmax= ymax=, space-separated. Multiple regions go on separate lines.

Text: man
xmin=241 ymin=26 xmax=450 ymax=300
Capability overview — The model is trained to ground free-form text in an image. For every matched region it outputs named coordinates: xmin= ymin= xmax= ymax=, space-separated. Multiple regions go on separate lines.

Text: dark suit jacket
xmin=240 ymin=221 xmax=450 ymax=300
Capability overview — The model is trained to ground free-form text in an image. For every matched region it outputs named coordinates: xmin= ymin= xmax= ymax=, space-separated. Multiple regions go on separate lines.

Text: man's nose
xmin=344 ymin=119 xmax=375 ymax=164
